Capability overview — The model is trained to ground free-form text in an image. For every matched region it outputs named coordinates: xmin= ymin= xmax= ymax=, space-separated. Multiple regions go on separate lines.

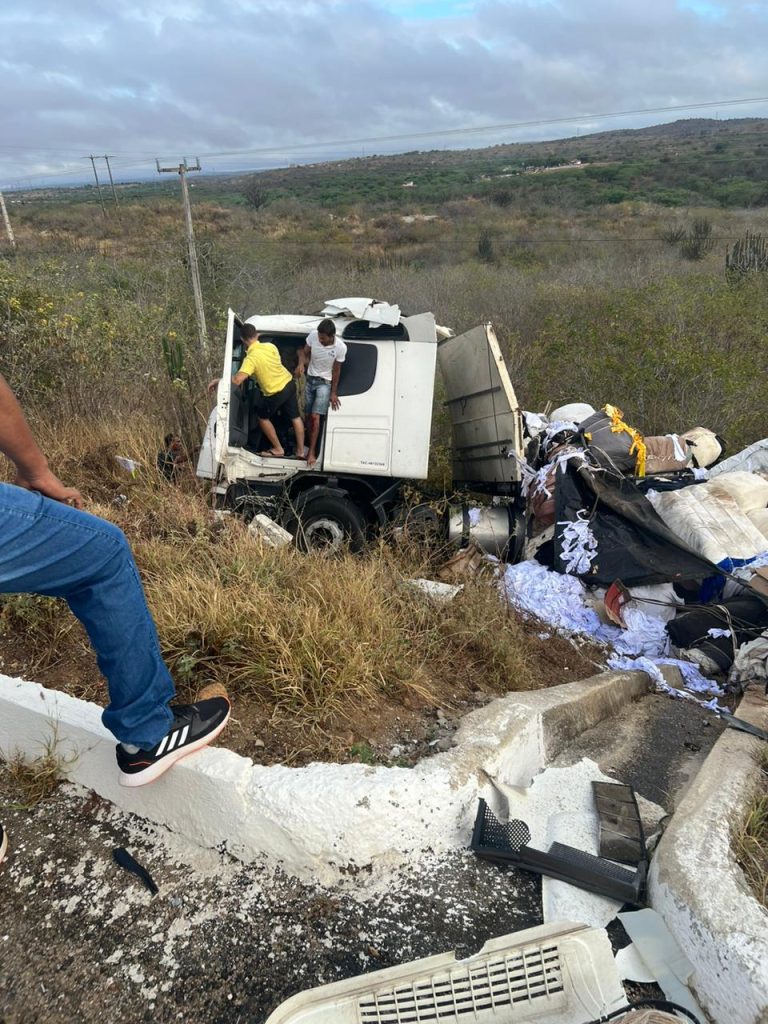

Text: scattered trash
xmin=617 ymin=909 xmax=706 ymax=1024
xmin=606 ymin=1008 xmax=701 ymax=1023
xmin=720 ymin=711 xmax=768 ymax=742
xmin=404 ymin=578 xmax=463 ymax=601
xmin=114 ymin=456 xmax=140 ymax=475
xmin=614 ymin=943 xmax=658 ymax=984
xmin=593 ymin=782 xmax=646 ymax=867
xmin=264 ymin=921 xmax=627 ymax=1024
xmin=500 ymin=403 xmax=768 ymax=708
xmin=436 ymin=541 xmax=485 ymax=581
xmin=112 ymin=847 xmax=158 ymax=895
xmin=248 ymin=513 xmax=293 ymax=548
xmin=471 ymin=798 xmax=646 ymax=905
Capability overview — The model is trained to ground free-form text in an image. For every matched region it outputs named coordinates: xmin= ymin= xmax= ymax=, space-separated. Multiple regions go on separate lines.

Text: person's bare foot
xmin=307 ymin=450 xmax=317 ymax=467
xmin=258 ymin=448 xmax=284 ymax=458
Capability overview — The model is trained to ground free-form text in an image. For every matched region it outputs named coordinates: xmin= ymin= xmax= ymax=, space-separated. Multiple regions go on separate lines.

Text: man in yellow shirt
xmin=232 ymin=325 xmax=305 ymax=458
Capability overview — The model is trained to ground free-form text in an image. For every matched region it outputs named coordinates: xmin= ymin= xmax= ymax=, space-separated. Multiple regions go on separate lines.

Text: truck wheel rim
xmin=304 ymin=518 xmax=345 ymax=549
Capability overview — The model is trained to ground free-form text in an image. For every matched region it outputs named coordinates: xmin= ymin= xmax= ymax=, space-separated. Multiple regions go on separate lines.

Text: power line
xmin=2 ymin=95 xmax=768 ymax=161
xmin=1 ymin=95 xmax=767 ymax=187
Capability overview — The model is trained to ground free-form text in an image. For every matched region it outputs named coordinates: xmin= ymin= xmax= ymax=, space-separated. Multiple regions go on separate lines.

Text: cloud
xmin=1 ymin=0 xmax=767 ymax=186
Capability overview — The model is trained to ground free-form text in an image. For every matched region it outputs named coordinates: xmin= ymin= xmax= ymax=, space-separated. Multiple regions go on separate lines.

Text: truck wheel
xmin=296 ymin=495 xmax=368 ymax=553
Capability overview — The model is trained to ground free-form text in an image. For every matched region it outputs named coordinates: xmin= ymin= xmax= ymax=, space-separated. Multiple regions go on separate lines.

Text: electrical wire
xmin=1 ymin=94 xmax=767 ymax=189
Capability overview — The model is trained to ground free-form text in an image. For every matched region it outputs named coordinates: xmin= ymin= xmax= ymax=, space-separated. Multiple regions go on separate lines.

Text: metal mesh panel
xmin=479 ymin=803 xmax=531 ymax=852
xmin=358 ymin=944 xmax=564 ymax=1023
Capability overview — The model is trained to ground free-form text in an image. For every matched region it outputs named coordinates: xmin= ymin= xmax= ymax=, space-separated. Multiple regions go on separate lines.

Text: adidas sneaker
xmin=116 ymin=696 xmax=230 ymax=787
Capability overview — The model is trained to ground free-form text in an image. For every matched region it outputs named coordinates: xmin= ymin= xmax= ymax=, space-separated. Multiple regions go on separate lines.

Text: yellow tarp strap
xmin=603 ymin=404 xmax=647 ymax=477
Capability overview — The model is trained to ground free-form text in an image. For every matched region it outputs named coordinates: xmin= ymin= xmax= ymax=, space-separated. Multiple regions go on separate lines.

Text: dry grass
xmin=0 ymin=735 xmax=70 ymax=810
xmin=734 ymin=750 xmax=768 ymax=908
xmin=0 ymin=417 xmax=597 ymax=760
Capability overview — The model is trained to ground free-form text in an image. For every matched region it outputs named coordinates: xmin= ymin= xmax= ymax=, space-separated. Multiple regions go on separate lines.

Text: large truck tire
xmin=294 ymin=494 xmax=368 ymax=553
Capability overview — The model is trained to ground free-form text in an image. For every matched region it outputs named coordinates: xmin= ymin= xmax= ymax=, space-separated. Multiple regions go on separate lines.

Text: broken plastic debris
xmin=321 ymin=297 xmax=401 ymax=326
xmin=614 ymin=943 xmax=657 ymax=984
xmin=114 ymin=456 xmax=139 ymax=474
xmin=405 ymin=578 xmax=463 ymax=601
xmin=113 ymin=847 xmax=158 ymax=895
xmin=264 ymin=921 xmax=627 ymax=1024
xmin=471 ymin=799 xmax=646 ymax=906
xmin=248 ymin=514 xmax=293 ymax=548
xmin=617 ymin=909 xmax=705 ymax=1024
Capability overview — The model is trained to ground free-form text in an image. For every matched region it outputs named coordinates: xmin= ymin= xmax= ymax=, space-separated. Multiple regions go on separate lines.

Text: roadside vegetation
xmin=735 ymin=749 xmax=768 ymax=909
xmin=1 ymin=118 xmax=767 ymax=762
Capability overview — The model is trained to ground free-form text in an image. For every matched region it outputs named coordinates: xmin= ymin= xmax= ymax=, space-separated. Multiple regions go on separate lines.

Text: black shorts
xmin=254 ymin=380 xmax=299 ymax=420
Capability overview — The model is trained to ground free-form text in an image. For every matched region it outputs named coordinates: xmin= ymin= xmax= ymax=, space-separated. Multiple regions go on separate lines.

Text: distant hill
xmin=208 ymin=117 xmax=768 ymax=210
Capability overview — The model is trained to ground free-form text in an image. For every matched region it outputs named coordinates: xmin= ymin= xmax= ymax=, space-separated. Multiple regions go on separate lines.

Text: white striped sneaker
xmin=116 ymin=696 xmax=231 ymax=787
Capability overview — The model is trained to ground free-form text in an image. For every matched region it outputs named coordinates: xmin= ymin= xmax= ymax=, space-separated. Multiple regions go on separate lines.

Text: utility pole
xmin=103 ymin=155 xmax=120 ymax=215
xmin=0 ymin=191 xmax=16 ymax=250
xmin=88 ymin=154 xmax=107 ymax=217
xmin=156 ymin=157 xmax=208 ymax=365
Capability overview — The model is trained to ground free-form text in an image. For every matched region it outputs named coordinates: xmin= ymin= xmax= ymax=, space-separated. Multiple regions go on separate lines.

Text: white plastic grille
xmin=358 ymin=942 xmax=565 ymax=1023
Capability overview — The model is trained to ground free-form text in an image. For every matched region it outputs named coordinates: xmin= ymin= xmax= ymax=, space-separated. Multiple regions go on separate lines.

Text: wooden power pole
xmin=88 ymin=154 xmax=107 ymax=217
xmin=156 ymin=157 xmax=208 ymax=366
xmin=103 ymin=155 xmax=121 ymax=215
xmin=0 ymin=192 xmax=16 ymax=250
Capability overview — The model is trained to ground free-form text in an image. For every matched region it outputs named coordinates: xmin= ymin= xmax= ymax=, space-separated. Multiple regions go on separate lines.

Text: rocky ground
xmin=0 ymin=782 xmax=540 ymax=1024
xmin=0 ymin=689 xmax=727 ymax=1024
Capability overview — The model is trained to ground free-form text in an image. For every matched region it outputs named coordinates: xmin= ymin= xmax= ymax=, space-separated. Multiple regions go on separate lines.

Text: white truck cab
xmin=198 ymin=298 xmax=525 ymax=553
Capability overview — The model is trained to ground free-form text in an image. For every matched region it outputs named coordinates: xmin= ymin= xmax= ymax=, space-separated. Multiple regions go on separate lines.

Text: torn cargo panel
xmin=553 ymin=462 xmax=725 ymax=587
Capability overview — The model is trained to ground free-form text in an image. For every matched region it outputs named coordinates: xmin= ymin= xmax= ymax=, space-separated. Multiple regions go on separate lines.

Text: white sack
xmin=706 ymin=470 xmax=768 ymax=514
xmin=748 ymin=508 xmax=768 ymax=542
xmin=648 ymin=484 xmax=768 ymax=564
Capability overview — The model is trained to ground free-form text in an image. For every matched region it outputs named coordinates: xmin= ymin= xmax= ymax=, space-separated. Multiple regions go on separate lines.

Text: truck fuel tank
xmin=447 ymin=504 xmax=519 ymax=560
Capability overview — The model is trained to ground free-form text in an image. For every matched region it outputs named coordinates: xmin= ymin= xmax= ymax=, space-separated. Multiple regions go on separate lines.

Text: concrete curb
xmin=648 ymin=688 xmax=768 ymax=1024
xmin=0 ymin=669 xmax=649 ymax=885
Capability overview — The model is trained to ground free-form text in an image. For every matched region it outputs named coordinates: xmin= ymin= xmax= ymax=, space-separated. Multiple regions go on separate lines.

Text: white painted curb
xmin=0 ymin=669 xmax=648 ymax=885
xmin=649 ymin=689 xmax=768 ymax=1024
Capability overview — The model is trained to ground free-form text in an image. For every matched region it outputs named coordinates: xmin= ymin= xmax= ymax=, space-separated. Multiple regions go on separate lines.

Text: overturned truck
xmin=197 ymin=298 xmax=526 ymax=555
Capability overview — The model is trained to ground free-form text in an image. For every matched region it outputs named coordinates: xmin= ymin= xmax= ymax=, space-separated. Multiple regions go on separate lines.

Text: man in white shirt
xmin=295 ymin=318 xmax=347 ymax=467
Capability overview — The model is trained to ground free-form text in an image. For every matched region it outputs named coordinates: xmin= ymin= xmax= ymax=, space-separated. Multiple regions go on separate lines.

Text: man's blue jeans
xmin=0 ymin=483 xmax=174 ymax=747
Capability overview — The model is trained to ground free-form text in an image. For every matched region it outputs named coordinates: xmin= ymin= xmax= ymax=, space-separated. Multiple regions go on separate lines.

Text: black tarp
xmin=553 ymin=462 xmax=725 ymax=587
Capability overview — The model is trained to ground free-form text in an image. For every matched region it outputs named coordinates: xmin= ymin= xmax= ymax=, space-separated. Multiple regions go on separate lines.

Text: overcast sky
xmin=1 ymin=0 xmax=767 ymax=188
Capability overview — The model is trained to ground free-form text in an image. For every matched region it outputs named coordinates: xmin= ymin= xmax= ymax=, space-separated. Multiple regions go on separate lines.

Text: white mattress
xmin=649 ymin=473 xmax=768 ymax=565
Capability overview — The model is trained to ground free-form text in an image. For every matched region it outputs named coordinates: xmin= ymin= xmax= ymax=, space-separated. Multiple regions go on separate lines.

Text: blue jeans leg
xmin=0 ymin=483 xmax=174 ymax=747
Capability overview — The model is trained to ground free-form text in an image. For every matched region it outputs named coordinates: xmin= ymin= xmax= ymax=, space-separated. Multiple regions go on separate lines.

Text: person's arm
xmin=232 ymin=343 xmax=257 ymax=387
xmin=294 ymin=344 xmax=310 ymax=378
xmin=206 ymin=377 xmax=221 ymax=395
xmin=330 ymin=360 xmax=342 ymax=411
xmin=0 ymin=375 xmax=83 ymax=507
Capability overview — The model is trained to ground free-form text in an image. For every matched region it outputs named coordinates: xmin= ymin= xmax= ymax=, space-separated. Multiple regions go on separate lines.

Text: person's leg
xmin=303 ymin=378 xmax=317 ymax=455
xmin=0 ymin=483 xmax=174 ymax=748
xmin=257 ymin=417 xmax=284 ymax=456
xmin=292 ymin=416 xmax=305 ymax=455
xmin=280 ymin=381 xmax=304 ymax=457
xmin=307 ymin=414 xmax=322 ymax=467
xmin=307 ymin=381 xmax=331 ymax=466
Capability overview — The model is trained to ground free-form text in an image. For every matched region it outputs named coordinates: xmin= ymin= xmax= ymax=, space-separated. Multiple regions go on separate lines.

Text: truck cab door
xmin=436 ymin=323 xmax=524 ymax=492
xmin=215 ymin=305 xmax=239 ymax=462
xmin=214 ymin=308 xmax=245 ymax=463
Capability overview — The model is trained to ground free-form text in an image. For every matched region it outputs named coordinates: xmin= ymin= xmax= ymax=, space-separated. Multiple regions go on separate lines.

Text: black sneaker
xmin=0 ymin=823 xmax=7 ymax=865
xmin=116 ymin=696 xmax=231 ymax=788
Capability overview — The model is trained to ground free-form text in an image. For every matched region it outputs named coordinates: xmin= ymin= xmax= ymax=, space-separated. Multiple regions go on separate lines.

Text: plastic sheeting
xmin=500 ymin=560 xmax=722 ymax=705
xmin=554 ymin=462 xmax=721 ymax=587
xmin=320 ymin=297 xmax=401 ymax=326
xmin=709 ymin=437 xmax=768 ymax=478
